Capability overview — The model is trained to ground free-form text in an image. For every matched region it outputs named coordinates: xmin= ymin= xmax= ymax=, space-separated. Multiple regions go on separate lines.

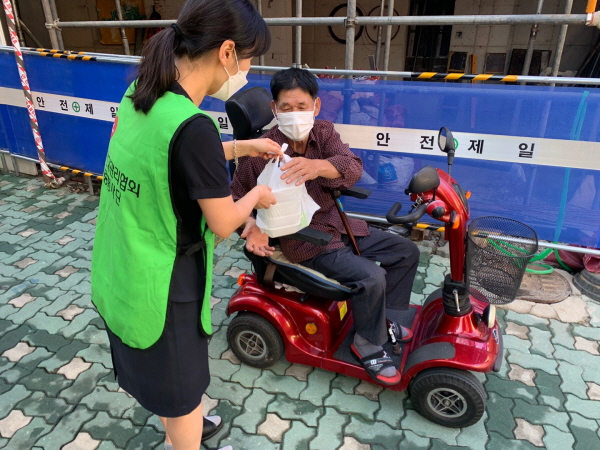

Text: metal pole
xmin=114 ymin=0 xmax=130 ymax=56
xmin=345 ymin=0 xmax=356 ymax=71
xmin=41 ymin=0 xmax=59 ymax=49
xmin=10 ymin=0 xmax=24 ymax=45
xmin=18 ymin=19 xmax=43 ymax=48
xmin=551 ymin=0 xmax=573 ymax=81
xmin=48 ymin=14 xmax=592 ymax=29
xmin=294 ymin=0 xmax=301 ymax=67
xmin=49 ymin=0 xmax=64 ymax=50
xmin=382 ymin=0 xmax=395 ymax=74
xmin=521 ymin=0 xmax=545 ymax=80
xmin=0 ymin=9 xmax=7 ymax=45
xmin=257 ymin=0 xmax=264 ymax=67
xmin=374 ymin=0 xmax=385 ymax=69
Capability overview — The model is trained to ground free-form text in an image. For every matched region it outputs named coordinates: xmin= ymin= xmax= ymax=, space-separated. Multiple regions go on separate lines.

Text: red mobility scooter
xmin=224 ymin=87 xmax=538 ymax=428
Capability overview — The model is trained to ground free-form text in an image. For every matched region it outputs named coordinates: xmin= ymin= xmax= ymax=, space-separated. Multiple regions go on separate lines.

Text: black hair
xmin=270 ymin=68 xmax=319 ymax=103
xmin=130 ymin=0 xmax=270 ymax=113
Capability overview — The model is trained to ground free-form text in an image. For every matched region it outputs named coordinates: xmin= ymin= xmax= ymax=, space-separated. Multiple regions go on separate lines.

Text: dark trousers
xmin=302 ymin=227 xmax=420 ymax=346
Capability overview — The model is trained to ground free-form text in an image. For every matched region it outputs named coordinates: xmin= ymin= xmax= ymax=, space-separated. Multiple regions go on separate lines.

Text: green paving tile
xmin=205 ymin=376 xmax=252 ymax=406
xmin=455 ymin=411 xmax=489 ymax=450
xmin=400 ymin=409 xmax=460 ymax=446
xmin=485 ymin=374 xmax=538 ymax=404
xmin=22 ymin=329 xmax=71 ymax=352
xmin=82 ymin=411 xmax=140 ymax=448
xmin=229 ymin=362 xmax=261 ymax=387
xmin=535 ymin=371 xmax=566 ymax=411
xmin=564 ymin=394 xmax=600 ymax=420
xmin=39 ymin=289 xmax=82 ymax=315
xmin=554 ymin=345 xmax=600 ymax=385
xmin=299 ymin=368 xmax=336 ymax=406
xmin=79 ymin=386 xmax=138 ymax=418
xmin=568 ymin=413 xmax=600 ymax=450
xmin=429 ymin=440 xmax=474 ymax=450
xmin=400 ymin=430 xmax=431 ymax=449
xmin=267 ymin=394 xmax=323 ymax=427
xmin=281 ymin=419 xmax=316 ymax=450
xmin=218 ymin=425 xmax=280 ymax=450
xmin=254 ymin=368 xmax=306 ymax=399
xmin=76 ymin=343 xmax=112 ymax=369
xmin=0 ymin=325 xmax=33 ymax=354
xmin=122 ymin=405 xmax=153 ymax=427
xmin=5 ymin=298 xmax=51 ymax=325
xmin=485 ymin=431 xmax=540 ymax=450
xmin=0 ymin=377 xmax=10 ymax=395
xmin=34 ymin=405 xmax=96 ymax=449
xmin=73 ymin=325 xmax=109 ymax=348
xmin=58 ymin=363 xmax=112 ymax=405
xmin=557 ymin=360 xmax=589 ymax=399
xmin=308 ymin=407 xmax=349 ymax=450
xmin=0 ymin=385 xmax=32 ymax=420
xmin=324 ymin=387 xmax=379 ymax=421
xmin=513 ymin=398 xmax=570 ymax=432
xmin=345 ymin=415 xmax=403 ymax=449
xmin=4 ymin=416 xmax=52 ymax=450
xmin=507 ymin=350 xmax=558 ymax=374
xmin=0 ymin=364 xmax=32 ymax=385
xmin=20 ymin=368 xmax=73 ymax=396
xmin=331 ymin=374 xmax=361 ymax=395
xmin=15 ymin=391 xmax=74 ymax=425
xmin=24 ymin=312 xmax=68 ymax=335
xmin=203 ymin=399 xmax=243 ymax=447
xmin=528 ymin=327 xmax=554 ymax=358
xmin=209 ymin=358 xmax=241 ymax=387
xmin=549 ymin=319 xmax=574 ymax=349
xmin=504 ymin=311 xmax=549 ymax=330
xmin=207 ymin=327 xmax=229 ymax=359
xmin=232 ymin=388 xmax=275 ymax=433
xmin=38 ymin=340 xmax=89 ymax=372
xmin=572 ymin=324 xmax=600 ymax=341
xmin=485 ymin=392 xmax=515 ymax=439
xmin=97 ymin=372 xmax=120 ymax=392
xmin=124 ymin=424 xmax=164 ymax=450
xmin=15 ymin=346 xmax=54 ymax=372
xmin=542 ymin=424 xmax=575 ymax=450
xmin=375 ymin=388 xmax=406 ymax=428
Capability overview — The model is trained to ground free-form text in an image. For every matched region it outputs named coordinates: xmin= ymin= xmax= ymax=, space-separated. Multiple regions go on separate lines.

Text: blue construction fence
xmin=0 ymin=48 xmax=599 ymax=248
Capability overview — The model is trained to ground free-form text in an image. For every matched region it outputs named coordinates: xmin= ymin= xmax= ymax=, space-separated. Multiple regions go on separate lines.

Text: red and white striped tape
xmin=2 ymin=0 xmax=56 ymax=181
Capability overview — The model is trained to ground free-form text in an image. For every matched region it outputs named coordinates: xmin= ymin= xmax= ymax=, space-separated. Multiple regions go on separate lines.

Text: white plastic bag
xmin=255 ymin=154 xmax=320 ymax=238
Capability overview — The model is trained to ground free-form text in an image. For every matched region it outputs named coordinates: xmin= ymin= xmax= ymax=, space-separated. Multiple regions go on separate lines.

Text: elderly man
xmin=231 ymin=68 xmax=419 ymax=385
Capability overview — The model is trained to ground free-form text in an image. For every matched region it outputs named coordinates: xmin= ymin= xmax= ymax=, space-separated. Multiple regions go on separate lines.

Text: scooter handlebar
xmin=386 ymin=203 xmax=428 ymax=224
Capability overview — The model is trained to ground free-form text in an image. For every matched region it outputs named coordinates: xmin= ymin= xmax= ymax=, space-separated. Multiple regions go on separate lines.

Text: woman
xmin=91 ymin=1 xmax=280 ymax=449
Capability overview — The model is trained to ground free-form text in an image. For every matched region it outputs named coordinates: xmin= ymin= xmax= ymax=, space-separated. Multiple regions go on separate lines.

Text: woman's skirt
xmin=106 ymin=299 xmax=210 ymax=417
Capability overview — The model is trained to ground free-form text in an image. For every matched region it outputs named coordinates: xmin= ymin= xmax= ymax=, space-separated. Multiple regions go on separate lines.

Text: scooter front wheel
xmin=227 ymin=313 xmax=284 ymax=369
xmin=410 ymin=367 xmax=486 ymax=428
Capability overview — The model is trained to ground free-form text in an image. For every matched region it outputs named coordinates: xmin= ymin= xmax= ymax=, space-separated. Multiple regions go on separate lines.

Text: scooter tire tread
xmin=227 ymin=312 xmax=284 ymax=369
xmin=410 ymin=367 xmax=486 ymax=428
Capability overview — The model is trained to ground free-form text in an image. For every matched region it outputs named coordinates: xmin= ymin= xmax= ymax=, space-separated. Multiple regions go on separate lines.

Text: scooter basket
xmin=466 ymin=216 xmax=538 ymax=305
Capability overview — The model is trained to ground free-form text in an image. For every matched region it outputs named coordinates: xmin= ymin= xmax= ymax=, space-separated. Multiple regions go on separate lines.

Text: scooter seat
xmin=245 ymin=247 xmax=352 ymax=301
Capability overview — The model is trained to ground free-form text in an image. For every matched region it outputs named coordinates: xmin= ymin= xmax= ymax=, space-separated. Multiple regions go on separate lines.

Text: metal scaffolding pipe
xmin=48 ymin=14 xmax=590 ymax=29
xmin=374 ymin=0 xmax=385 ymax=69
xmin=11 ymin=0 xmax=24 ymax=45
xmin=345 ymin=0 xmax=356 ymax=71
xmin=551 ymin=0 xmax=574 ymax=80
xmin=382 ymin=0 xmax=395 ymax=74
xmin=41 ymin=0 xmax=60 ymax=49
xmin=257 ymin=0 xmax=264 ymax=67
xmin=114 ymin=0 xmax=130 ymax=56
xmin=294 ymin=0 xmax=301 ymax=67
xmin=522 ymin=0 xmax=545 ymax=80
xmin=48 ymin=0 xmax=63 ymax=50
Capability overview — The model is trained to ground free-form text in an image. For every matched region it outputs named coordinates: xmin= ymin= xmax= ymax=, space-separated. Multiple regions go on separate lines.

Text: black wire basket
xmin=466 ymin=216 xmax=539 ymax=305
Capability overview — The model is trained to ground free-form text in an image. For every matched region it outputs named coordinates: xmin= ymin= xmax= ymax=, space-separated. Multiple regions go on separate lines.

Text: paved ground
xmin=1 ymin=173 xmax=600 ymax=450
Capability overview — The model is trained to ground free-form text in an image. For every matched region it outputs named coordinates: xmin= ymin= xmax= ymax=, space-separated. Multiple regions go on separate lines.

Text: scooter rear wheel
xmin=410 ymin=367 xmax=486 ymax=428
xmin=227 ymin=313 xmax=284 ymax=368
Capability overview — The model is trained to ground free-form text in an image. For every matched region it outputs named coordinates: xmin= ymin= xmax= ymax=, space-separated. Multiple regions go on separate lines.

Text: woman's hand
xmin=251 ymin=184 xmax=277 ymax=209
xmin=241 ymin=218 xmax=274 ymax=256
xmin=244 ymin=138 xmax=283 ymax=160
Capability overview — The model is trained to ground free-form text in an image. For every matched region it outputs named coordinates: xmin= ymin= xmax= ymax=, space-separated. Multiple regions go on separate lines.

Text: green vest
xmin=91 ymin=86 xmax=217 ymax=349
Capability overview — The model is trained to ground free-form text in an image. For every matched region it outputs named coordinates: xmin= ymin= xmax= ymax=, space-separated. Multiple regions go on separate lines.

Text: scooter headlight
xmin=482 ymin=304 xmax=496 ymax=329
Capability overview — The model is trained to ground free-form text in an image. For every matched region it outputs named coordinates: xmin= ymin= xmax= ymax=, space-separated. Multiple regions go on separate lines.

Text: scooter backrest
xmin=225 ymin=87 xmax=274 ymax=140
xmin=406 ymin=165 xmax=440 ymax=194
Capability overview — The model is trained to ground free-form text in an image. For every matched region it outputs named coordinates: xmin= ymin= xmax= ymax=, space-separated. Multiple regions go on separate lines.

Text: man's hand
xmin=280 ymin=157 xmax=322 ymax=185
xmin=241 ymin=219 xmax=275 ymax=256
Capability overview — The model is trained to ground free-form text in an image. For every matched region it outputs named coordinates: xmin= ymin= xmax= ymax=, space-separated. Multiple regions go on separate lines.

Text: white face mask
xmin=209 ymin=50 xmax=248 ymax=101
xmin=276 ymin=110 xmax=315 ymax=141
